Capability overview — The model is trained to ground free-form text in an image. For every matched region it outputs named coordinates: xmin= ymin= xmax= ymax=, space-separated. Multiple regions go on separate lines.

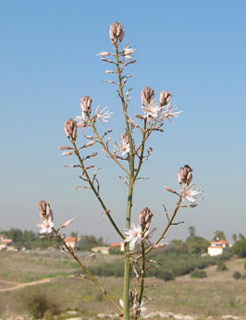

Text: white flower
xmin=95 ymin=106 xmax=113 ymax=124
xmin=141 ymin=98 xmax=164 ymax=124
xmin=114 ymin=133 xmax=130 ymax=156
xmin=123 ymin=43 xmax=135 ymax=60
xmin=75 ymin=112 xmax=87 ymax=128
xmin=123 ymin=223 xmax=142 ymax=246
xmin=180 ymin=183 xmax=201 ymax=203
xmin=37 ymin=216 xmax=54 ymax=234
xmin=163 ymin=104 xmax=182 ymax=122
xmin=133 ymin=300 xmax=146 ymax=316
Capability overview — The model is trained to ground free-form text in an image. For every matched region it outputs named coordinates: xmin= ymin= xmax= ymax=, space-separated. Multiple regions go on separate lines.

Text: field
xmin=0 ymin=251 xmax=246 ymax=320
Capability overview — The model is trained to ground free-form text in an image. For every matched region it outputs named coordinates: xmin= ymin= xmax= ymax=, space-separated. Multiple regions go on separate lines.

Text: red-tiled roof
xmin=110 ymin=243 xmax=121 ymax=248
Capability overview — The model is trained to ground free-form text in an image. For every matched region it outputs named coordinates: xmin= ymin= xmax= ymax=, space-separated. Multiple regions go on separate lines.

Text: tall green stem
xmin=115 ymin=45 xmax=134 ymax=320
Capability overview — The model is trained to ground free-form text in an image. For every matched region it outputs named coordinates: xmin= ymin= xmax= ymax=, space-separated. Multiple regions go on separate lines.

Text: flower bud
xmin=177 ymin=165 xmax=193 ymax=185
xmin=37 ymin=200 xmax=53 ymax=220
xmin=139 ymin=207 xmax=154 ymax=231
xmin=141 ymin=87 xmax=155 ymax=105
xmin=109 ymin=21 xmax=124 ymax=46
xmin=80 ymin=95 xmax=92 ymax=115
xmin=64 ymin=118 xmax=77 ymax=140
xmin=159 ymin=91 xmax=172 ymax=107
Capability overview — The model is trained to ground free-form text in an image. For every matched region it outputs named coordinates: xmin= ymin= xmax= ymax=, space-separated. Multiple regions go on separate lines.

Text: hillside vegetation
xmin=0 ymin=251 xmax=246 ymax=320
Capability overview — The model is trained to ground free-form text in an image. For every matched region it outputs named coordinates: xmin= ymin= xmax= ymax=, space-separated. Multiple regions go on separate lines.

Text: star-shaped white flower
xmin=75 ymin=112 xmax=87 ymax=128
xmin=37 ymin=216 xmax=54 ymax=234
xmin=114 ymin=133 xmax=130 ymax=156
xmin=163 ymin=104 xmax=182 ymax=122
xmin=123 ymin=223 xmax=142 ymax=246
xmin=141 ymin=99 xmax=165 ymax=124
xmin=123 ymin=43 xmax=135 ymax=60
xmin=180 ymin=183 xmax=202 ymax=203
xmin=95 ymin=106 xmax=113 ymax=124
xmin=133 ymin=300 xmax=146 ymax=316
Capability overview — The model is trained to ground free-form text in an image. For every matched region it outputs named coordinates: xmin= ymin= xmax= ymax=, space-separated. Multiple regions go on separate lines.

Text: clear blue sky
xmin=1 ymin=1 xmax=245 ymax=243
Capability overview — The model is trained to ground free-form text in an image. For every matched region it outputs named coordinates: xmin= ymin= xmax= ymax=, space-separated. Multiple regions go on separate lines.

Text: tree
xmin=231 ymin=239 xmax=246 ymax=258
xmin=232 ymin=234 xmax=237 ymax=243
xmin=238 ymin=233 xmax=245 ymax=241
xmin=213 ymin=230 xmax=226 ymax=241
xmin=186 ymin=236 xmax=210 ymax=254
xmin=188 ymin=226 xmax=196 ymax=238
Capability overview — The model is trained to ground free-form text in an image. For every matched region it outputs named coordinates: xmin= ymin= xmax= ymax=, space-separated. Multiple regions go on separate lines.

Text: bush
xmin=232 ymin=271 xmax=241 ymax=280
xmin=217 ymin=261 xmax=228 ymax=271
xmin=190 ymin=268 xmax=207 ymax=279
xmin=22 ymin=288 xmax=60 ymax=318
xmin=231 ymin=239 xmax=246 ymax=258
xmin=156 ymin=270 xmax=174 ymax=281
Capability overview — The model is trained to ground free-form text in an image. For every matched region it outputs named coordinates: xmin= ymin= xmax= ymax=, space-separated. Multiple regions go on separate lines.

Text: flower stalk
xmin=36 ymin=21 xmax=202 ymax=320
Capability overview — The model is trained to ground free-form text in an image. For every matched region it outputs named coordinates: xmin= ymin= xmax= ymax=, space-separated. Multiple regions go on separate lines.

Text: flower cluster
xmin=178 ymin=165 xmax=202 ymax=203
xmin=114 ymin=132 xmax=130 ymax=156
xmin=141 ymin=87 xmax=181 ymax=124
xmin=123 ymin=207 xmax=154 ymax=247
xmin=75 ymin=95 xmax=112 ymax=128
xmin=36 ymin=200 xmax=54 ymax=234
xmin=119 ymin=290 xmax=146 ymax=317
xmin=36 ymin=200 xmax=74 ymax=234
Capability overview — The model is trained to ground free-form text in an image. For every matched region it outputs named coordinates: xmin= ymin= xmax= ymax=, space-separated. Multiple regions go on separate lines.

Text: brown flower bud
xmin=159 ymin=91 xmax=172 ymax=107
xmin=177 ymin=165 xmax=193 ymax=185
xmin=37 ymin=200 xmax=53 ymax=220
xmin=109 ymin=21 xmax=124 ymax=46
xmin=80 ymin=95 xmax=92 ymax=115
xmin=64 ymin=118 xmax=77 ymax=140
xmin=141 ymin=86 xmax=155 ymax=105
xmin=139 ymin=207 xmax=154 ymax=231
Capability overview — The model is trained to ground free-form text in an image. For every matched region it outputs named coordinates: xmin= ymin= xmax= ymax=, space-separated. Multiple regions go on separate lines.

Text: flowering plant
xmin=36 ymin=22 xmax=202 ymax=320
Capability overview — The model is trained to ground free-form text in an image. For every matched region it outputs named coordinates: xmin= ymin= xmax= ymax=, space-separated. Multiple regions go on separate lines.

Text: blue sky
xmin=1 ymin=1 xmax=245 ymax=244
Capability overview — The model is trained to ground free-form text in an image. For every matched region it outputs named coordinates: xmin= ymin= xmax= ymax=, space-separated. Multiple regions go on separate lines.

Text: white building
xmin=208 ymin=239 xmax=229 ymax=256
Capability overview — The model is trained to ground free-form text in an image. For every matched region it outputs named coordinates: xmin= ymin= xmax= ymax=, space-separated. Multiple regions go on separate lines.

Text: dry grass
xmin=0 ymin=251 xmax=246 ymax=319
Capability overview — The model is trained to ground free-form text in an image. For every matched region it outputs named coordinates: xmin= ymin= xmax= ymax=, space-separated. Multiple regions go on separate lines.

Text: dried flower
xmin=123 ymin=223 xmax=142 ymax=247
xmin=109 ymin=21 xmax=124 ymax=46
xmin=163 ymin=186 xmax=177 ymax=194
xmin=177 ymin=165 xmax=193 ymax=185
xmin=96 ymin=51 xmax=110 ymax=57
xmin=58 ymin=146 xmax=72 ymax=150
xmin=180 ymin=183 xmax=201 ymax=203
xmin=37 ymin=200 xmax=53 ymax=220
xmin=159 ymin=91 xmax=172 ymax=107
xmin=141 ymin=98 xmax=164 ymax=124
xmin=94 ymin=106 xmax=113 ymax=124
xmin=37 ymin=215 xmax=54 ymax=234
xmin=139 ymin=207 xmax=154 ymax=231
xmin=61 ymin=218 xmax=75 ymax=229
xmin=83 ymin=141 xmax=96 ymax=148
xmin=64 ymin=118 xmax=77 ymax=140
xmin=141 ymin=86 xmax=155 ymax=105
xmin=62 ymin=151 xmax=73 ymax=156
xmin=80 ymin=95 xmax=92 ymax=115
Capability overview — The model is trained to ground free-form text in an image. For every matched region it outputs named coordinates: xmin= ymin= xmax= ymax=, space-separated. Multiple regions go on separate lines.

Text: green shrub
xmin=156 ymin=270 xmax=174 ymax=281
xmin=231 ymin=239 xmax=246 ymax=258
xmin=190 ymin=268 xmax=207 ymax=279
xmin=232 ymin=271 xmax=241 ymax=280
xmin=216 ymin=261 xmax=228 ymax=271
xmin=22 ymin=288 xmax=60 ymax=319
